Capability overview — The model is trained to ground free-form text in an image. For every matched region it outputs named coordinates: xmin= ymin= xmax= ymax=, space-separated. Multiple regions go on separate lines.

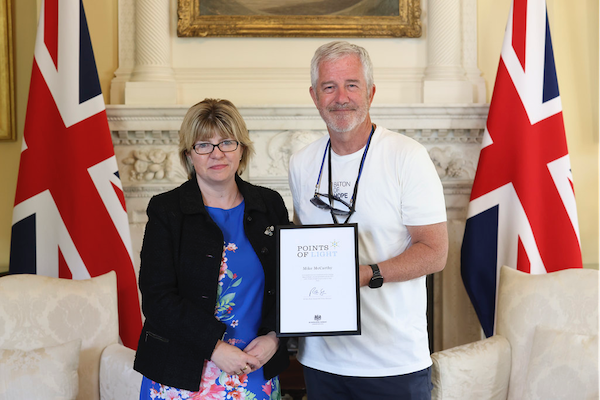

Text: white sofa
xmin=0 ymin=271 xmax=142 ymax=400
xmin=431 ymin=266 xmax=598 ymax=400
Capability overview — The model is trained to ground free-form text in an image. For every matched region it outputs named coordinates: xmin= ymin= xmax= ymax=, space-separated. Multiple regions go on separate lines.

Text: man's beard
xmin=318 ymin=100 xmax=370 ymax=133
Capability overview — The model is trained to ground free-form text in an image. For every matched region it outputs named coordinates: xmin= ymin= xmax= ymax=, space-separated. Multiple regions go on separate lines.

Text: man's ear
xmin=368 ymin=84 xmax=376 ymax=105
xmin=309 ymin=86 xmax=318 ymax=106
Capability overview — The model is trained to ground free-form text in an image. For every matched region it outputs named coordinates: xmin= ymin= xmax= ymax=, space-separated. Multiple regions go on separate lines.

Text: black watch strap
xmin=368 ymin=264 xmax=384 ymax=288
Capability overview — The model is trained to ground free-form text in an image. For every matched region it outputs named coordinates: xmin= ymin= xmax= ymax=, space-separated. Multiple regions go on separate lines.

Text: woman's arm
xmin=139 ymin=195 xmax=226 ymax=360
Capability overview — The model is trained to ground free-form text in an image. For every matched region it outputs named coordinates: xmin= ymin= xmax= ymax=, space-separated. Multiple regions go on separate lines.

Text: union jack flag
xmin=9 ymin=0 xmax=142 ymax=349
xmin=461 ymin=0 xmax=582 ymax=338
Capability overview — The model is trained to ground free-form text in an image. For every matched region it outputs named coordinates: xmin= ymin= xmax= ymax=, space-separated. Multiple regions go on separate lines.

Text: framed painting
xmin=178 ymin=0 xmax=421 ymax=38
xmin=0 ymin=0 xmax=14 ymax=141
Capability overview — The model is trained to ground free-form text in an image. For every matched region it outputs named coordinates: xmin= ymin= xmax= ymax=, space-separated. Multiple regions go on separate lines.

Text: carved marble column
xmin=423 ymin=0 xmax=474 ymax=103
xmin=123 ymin=0 xmax=177 ymax=105
xmin=462 ymin=0 xmax=487 ymax=104
xmin=110 ymin=0 xmax=135 ymax=104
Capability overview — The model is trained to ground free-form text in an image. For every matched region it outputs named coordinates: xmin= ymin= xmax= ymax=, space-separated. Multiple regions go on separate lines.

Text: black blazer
xmin=133 ymin=176 xmax=290 ymax=391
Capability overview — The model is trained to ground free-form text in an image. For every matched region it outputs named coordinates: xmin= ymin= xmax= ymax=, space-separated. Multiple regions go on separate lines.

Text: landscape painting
xmin=199 ymin=0 xmax=399 ymax=17
xmin=178 ymin=0 xmax=421 ymax=38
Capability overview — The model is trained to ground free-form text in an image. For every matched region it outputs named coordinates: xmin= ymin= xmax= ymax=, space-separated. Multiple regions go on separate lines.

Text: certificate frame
xmin=276 ymin=223 xmax=361 ymax=337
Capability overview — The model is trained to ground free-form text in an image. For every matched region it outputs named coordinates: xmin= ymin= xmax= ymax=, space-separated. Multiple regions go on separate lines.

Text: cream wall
xmin=0 ymin=0 xmax=597 ymax=271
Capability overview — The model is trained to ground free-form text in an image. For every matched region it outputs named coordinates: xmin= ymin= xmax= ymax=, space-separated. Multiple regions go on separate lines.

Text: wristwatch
xmin=368 ymin=264 xmax=384 ymax=288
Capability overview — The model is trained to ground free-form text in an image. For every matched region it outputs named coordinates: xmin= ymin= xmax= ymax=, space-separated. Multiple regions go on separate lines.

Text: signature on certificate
xmin=309 ymin=287 xmax=327 ymax=297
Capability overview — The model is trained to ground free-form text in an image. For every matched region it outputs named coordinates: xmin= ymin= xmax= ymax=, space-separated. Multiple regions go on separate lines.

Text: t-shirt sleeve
xmin=400 ymin=144 xmax=447 ymax=226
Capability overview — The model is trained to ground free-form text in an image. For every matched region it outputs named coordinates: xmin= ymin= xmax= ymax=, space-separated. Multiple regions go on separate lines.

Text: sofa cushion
xmin=0 ymin=339 xmax=81 ymax=400
xmin=0 ymin=272 xmax=119 ymax=400
xmin=431 ymin=335 xmax=511 ymax=400
xmin=496 ymin=267 xmax=598 ymax=400
xmin=99 ymin=343 xmax=143 ymax=400
xmin=522 ymin=326 xmax=598 ymax=400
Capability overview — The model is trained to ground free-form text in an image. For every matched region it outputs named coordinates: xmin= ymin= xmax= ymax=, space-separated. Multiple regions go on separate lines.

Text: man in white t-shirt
xmin=288 ymin=41 xmax=448 ymax=399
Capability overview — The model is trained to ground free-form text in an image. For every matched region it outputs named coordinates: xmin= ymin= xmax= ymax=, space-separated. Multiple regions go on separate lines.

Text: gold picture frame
xmin=178 ymin=0 xmax=421 ymax=38
xmin=0 ymin=0 xmax=15 ymax=141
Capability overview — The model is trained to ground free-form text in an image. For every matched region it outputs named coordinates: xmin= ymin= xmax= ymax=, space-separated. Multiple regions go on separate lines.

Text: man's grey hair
xmin=310 ymin=41 xmax=374 ymax=90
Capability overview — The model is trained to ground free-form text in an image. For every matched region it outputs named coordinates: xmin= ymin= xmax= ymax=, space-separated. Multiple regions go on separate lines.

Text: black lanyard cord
xmin=327 ymin=125 xmax=375 ymax=224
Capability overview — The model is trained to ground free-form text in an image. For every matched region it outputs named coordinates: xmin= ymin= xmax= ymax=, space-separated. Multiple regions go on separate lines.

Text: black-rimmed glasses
xmin=192 ymin=140 xmax=239 ymax=155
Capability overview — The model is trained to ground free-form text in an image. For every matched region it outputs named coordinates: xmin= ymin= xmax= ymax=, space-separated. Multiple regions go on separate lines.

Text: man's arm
xmin=359 ymin=221 xmax=448 ymax=287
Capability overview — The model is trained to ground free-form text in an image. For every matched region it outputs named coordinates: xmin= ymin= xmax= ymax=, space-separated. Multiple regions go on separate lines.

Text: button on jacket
xmin=134 ymin=175 xmax=290 ymax=391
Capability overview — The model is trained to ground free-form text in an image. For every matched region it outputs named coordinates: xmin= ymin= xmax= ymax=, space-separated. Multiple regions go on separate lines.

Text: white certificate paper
xmin=276 ymin=224 xmax=361 ymax=337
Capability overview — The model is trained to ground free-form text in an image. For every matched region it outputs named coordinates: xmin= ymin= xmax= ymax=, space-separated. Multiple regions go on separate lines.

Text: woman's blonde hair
xmin=178 ymin=99 xmax=255 ymax=179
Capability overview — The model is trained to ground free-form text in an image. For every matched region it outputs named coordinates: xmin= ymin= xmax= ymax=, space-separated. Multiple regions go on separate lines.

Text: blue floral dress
xmin=140 ymin=201 xmax=280 ymax=400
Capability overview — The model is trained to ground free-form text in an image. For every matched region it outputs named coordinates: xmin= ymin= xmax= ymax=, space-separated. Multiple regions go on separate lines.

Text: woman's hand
xmin=242 ymin=331 xmax=279 ymax=369
xmin=211 ymin=340 xmax=260 ymax=376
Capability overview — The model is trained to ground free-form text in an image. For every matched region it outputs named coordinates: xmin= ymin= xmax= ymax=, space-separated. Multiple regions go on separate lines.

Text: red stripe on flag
xmin=111 ymin=181 xmax=127 ymax=212
xmin=58 ymin=248 xmax=72 ymax=279
xmin=516 ymin=236 xmax=531 ymax=273
xmin=569 ymin=178 xmax=574 ymax=194
xmin=512 ymin=0 xmax=528 ymax=70
xmin=44 ymin=0 xmax=59 ymax=69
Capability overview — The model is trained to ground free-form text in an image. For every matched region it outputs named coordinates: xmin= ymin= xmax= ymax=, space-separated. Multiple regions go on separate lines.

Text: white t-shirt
xmin=288 ymin=125 xmax=447 ymax=377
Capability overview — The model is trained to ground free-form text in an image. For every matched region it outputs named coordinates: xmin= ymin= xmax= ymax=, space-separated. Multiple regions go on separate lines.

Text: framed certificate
xmin=276 ymin=224 xmax=361 ymax=337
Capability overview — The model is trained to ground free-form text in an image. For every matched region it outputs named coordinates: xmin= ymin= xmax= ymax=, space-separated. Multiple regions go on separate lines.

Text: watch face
xmin=368 ymin=264 xmax=383 ymax=288
xmin=369 ymin=276 xmax=383 ymax=288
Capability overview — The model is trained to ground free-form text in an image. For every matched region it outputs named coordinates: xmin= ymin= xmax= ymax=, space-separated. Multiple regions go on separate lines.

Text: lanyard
xmin=315 ymin=125 xmax=375 ymax=224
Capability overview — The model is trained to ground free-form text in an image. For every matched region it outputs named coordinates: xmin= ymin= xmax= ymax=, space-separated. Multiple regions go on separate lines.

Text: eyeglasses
xmin=311 ymin=193 xmax=353 ymax=216
xmin=192 ymin=140 xmax=239 ymax=155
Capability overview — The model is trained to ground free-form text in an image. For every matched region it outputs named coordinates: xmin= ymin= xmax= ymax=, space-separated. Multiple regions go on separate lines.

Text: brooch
xmin=264 ymin=226 xmax=274 ymax=236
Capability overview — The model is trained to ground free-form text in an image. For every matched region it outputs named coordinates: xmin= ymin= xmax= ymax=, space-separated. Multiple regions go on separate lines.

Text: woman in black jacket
xmin=134 ymin=98 xmax=289 ymax=399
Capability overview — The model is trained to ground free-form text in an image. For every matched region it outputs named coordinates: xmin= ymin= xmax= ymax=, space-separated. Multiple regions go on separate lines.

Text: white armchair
xmin=0 ymin=271 xmax=142 ymax=400
xmin=431 ymin=266 xmax=598 ymax=400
